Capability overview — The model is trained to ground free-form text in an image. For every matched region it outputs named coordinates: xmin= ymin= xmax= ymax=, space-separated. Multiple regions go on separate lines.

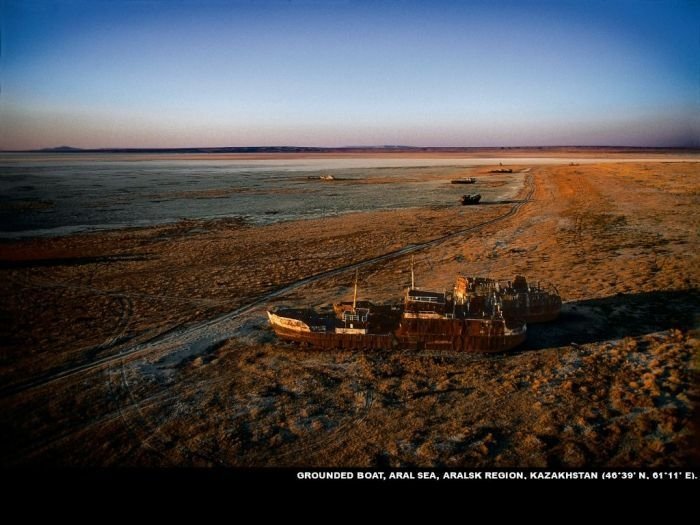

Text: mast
xmin=352 ymin=269 xmax=358 ymax=311
xmin=411 ymin=255 xmax=415 ymax=289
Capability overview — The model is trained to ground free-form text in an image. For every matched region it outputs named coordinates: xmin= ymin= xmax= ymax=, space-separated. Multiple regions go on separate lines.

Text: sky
xmin=1 ymin=0 xmax=699 ymax=149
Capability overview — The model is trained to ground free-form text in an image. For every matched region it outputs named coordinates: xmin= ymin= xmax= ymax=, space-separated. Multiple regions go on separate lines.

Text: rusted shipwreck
xmin=267 ymin=270 xmax=561 ymax=352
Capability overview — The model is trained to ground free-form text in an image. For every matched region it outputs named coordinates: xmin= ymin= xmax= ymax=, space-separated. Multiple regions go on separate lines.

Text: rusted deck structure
xmin=454 ymin=275 xmax=562 ymax=323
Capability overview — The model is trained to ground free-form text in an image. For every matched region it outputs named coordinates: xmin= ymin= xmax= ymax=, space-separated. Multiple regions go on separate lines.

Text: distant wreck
xmin=461 ymin=194 xmax=481 ymax=205
xmin=451 ymin=177 xmax=477 ymax=184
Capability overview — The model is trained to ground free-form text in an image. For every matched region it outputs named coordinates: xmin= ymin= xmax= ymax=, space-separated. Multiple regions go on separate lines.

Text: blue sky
xmin=1 ymin=0 xmax=698 ymax=148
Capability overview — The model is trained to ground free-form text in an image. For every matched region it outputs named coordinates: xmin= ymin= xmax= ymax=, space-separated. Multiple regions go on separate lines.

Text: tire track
xmin=7 ymin=168 xmax=532 ymax=463
xmin=93 ymin=294 xmax=133 ymax=352
xmin=1 ymin=173 xmax=535 ymax=398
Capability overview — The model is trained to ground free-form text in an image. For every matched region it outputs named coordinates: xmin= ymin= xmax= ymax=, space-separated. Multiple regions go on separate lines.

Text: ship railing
xmin=408 ymin=296 xmax=445 ymax=304
xmin=403 ymin=311 xmax=443 ymax=319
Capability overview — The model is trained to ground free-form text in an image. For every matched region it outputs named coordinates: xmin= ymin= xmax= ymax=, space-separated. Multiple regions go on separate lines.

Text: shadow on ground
xmin=475 ymin=199 xmax=527 ymax=206
xmin=524 ymin=289 xmax=700 ymax=351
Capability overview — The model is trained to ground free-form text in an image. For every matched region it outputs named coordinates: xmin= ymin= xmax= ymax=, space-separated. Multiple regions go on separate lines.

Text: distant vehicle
xmin=489 ymin=168 xmax=513 ymax=173
xmin=451 ymin=177 xmax=477 ymax=184
xmin=461 ymin=194 xmax=481 ymax=205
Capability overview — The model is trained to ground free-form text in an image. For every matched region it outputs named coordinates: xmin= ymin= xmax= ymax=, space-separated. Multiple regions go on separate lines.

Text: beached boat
xmin=267 ymin=266 xmax=527 ymax=352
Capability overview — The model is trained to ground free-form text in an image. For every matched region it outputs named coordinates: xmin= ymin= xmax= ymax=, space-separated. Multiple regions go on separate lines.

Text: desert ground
xmin=0 ymin=159 xmax=698 ymax=467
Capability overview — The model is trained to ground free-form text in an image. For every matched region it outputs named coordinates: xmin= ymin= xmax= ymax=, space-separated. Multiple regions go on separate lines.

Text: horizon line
xmin=3 ymin=145 xmax=700 ymax=153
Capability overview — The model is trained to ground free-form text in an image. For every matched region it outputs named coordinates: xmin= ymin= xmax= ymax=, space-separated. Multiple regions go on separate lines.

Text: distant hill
xmin=40 ymin=146 xmax=84 ymax=152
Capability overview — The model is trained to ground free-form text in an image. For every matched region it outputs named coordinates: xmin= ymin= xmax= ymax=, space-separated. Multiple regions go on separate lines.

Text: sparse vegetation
xmin=0 ymin=160 xmax=698 ymax=467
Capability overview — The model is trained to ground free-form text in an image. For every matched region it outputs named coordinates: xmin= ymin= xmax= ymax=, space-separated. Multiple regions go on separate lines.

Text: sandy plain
xmin=0 ymin=158 xmax=698 ymax=467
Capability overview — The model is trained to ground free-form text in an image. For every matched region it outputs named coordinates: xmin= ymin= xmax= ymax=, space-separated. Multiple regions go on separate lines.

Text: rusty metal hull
xmin=511 ymin=309 xmax=559 ymax=323
xmin=396 ymin=317 xmax=526 ymax=353
xmin=501 ymin=302 xmax=561 ymax=323
xmin=269 ymin=314 xmax=526 ymax=353
xmin=269 ymin=324 xmax=396 ymax=350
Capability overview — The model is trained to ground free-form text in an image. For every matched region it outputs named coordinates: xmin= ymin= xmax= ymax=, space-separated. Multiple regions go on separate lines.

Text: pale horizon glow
xmin=1 ymin=0 xmax=699 ymax=150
